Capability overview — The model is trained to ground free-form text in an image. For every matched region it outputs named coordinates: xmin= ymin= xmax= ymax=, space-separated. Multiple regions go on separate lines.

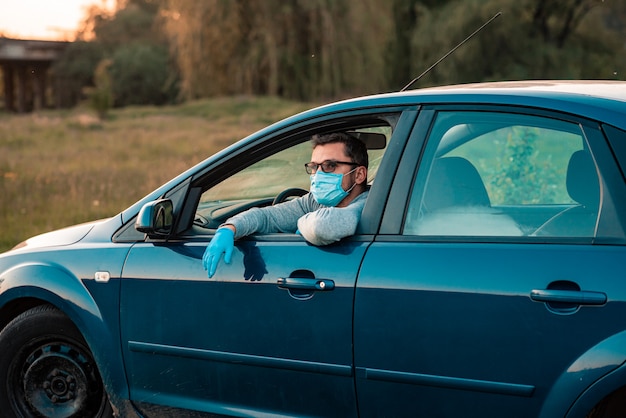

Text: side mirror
xmin=135 ymin=199 xmax=174 ymax=237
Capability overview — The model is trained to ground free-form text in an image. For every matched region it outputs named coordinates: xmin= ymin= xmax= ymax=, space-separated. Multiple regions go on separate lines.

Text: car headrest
xmin=567 ymin=150 xmax=600 ymax=209
xmin=422 ymin=157 xmax=491 ymax=211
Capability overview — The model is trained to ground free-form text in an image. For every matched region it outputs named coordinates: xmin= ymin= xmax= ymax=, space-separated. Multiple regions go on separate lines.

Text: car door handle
xmin=277 ymin=277 xmax=335 ymax=291
xmin=530 ymin=289 xmax=607 ymax=305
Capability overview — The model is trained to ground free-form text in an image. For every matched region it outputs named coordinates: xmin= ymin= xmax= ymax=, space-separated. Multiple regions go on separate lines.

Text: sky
xmin=0 ymin=0 xmax=112 ymax=41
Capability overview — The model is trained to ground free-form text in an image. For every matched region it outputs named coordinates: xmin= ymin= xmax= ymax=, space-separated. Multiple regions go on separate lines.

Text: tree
xmin=92 ymin=1 xmax=165 ymax=53
xmin=51 ymin=41 xmax=104 ymax=107
xmin=53 ymin=0 xmax=626 ymax=107
xmin=407 ymin=0 xmax=623 ymax=87
xmin=88 ymin=59 xmax=113 ymax=119
xmin=161 ymin=0 xmax=391 ymax=101
xmin=529 ymin=0 xmax=603 ymax=47
xmin=55 ymin=0 xmax=178 ymax=107
xmin=109 ymin=43 xmax=174 ymax=106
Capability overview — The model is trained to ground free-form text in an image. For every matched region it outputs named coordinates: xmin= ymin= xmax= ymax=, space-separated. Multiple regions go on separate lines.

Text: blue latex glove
xmin=202 ymin=227 xmax=234 ymax=278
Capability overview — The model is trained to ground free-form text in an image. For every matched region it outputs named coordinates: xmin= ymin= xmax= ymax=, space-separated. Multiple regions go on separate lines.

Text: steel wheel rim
xmin=12 ymin=340 xmax=105 ymax=418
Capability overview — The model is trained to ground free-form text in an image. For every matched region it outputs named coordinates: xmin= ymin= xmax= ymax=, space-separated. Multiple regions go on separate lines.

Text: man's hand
xmin=202 ymin=227 xmax=234 ymax=278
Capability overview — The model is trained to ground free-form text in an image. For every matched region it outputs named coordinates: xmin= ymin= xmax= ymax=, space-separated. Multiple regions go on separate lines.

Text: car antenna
xmin=400 ymin=11 xmax=502 ymax=92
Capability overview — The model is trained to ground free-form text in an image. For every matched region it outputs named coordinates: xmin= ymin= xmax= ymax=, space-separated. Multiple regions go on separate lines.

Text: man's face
xmin=309 ymin=142 xmax=367 ymax=207
xmin=310 ymin=142 xmax=356 ymax=192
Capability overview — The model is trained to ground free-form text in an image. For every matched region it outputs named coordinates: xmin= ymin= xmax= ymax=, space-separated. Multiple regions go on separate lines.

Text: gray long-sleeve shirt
xmin=226 ymin=191 xmax=368 ymax=246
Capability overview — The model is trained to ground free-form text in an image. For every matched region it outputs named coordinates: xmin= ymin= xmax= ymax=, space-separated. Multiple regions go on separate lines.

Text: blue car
xmin=2 ymin=80 xmax=626 ymax=418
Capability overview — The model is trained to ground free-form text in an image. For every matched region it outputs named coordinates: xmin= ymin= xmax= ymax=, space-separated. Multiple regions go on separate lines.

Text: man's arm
xmin=203 ymin=195 xmax=319 ymax=277
xmin=296 ymin=192 xmax=367 ymax=246
xmin=226 ymin=193 xmax=319 ymax=239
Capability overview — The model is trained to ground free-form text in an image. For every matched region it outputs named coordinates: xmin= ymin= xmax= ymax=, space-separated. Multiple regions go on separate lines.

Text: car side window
xmin=404 ymin=111 xmax=600 ymax=237
xmin=195 ymin=124 xmax=393 ymax=230
xmin=200 ymin=127 xmax=391 ymax=204
xmin=201 ymin=142 xmax=313 ymax=203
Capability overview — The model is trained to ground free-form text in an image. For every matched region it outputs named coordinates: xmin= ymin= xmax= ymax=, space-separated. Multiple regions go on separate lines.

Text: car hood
xmin=9 ymin=219 xmax=107 ymax=252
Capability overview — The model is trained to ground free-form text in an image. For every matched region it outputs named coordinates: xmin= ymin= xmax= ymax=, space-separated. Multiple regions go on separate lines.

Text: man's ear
xmin=355 ymin=166 xmax=367 ymax=184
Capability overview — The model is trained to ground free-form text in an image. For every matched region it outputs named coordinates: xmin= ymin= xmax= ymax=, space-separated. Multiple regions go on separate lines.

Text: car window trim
xmin=358 ymin=107 xmax=419 ymax=235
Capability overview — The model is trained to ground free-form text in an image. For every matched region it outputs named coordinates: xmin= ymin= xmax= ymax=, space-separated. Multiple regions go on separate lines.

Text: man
xmin=202 ymin=132 xmax=369 ymax=278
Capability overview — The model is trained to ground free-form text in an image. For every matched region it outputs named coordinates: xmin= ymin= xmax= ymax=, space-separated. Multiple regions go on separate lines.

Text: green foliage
xmin=481 ymin=127 xmax=574 ymax=206
xmin=157 ymin=0 xmax=624 ymax=100
xmin=93 ymin=2 xmax=165 ymax=53
xmin=488 ymin=127 xmax=561 ymax=205
xmin=45 ymin=0 xmax=626 ymax=108
xmin=93 ymin=1 xmax=178 ymax=107
xmin=88 ymin=59 xmax=114 ymax=120
xmin=388 ymin=0 xmax=421 ymax=89
xmin=51 ymin=0 xmax=178 ymax=108
xmin=162 ymin=0 xmax=391 ymax=100
xmin=453 ymin=124 xmax=575 ymax=206
xmin=108 ymin=43 xmax=176 ymax=106
xmin=408 ymin=0 xmax=625 ymax=87
xmin=51 ymin=41 xmax=104 ymax=107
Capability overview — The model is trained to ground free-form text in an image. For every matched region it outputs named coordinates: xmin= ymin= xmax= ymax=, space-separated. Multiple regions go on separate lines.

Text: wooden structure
xmin=0 ymin=38 xmax=70 ymax=112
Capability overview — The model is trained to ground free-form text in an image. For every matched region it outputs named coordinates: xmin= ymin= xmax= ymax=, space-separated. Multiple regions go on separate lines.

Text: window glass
xmin=196 ymin=125 xmax=392 ymax=229
xmin=202 ymin=142 xmax=312 ymax=202
xmin=358 ymin=126 xmax=389 ymax=184
xmin=404 ymin=111 xmax=600 ymax=237
xmin=603 ymin=124 xmax=626 ymax=181
xmin=200 ymin=126 xmax=391 ymax=203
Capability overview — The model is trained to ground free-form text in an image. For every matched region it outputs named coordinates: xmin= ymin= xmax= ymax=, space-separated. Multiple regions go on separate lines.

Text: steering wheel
xmin=272 ymin=188 xmax=308 ymax=205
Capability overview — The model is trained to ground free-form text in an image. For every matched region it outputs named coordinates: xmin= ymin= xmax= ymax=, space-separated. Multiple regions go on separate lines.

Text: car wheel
xmin=0 ymin=305 xmax=113 ymax=418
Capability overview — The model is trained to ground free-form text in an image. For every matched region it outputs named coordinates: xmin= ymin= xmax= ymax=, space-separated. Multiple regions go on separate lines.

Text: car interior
xmin=404 ymin=111 xmax=601 ymax=238
xmin=191 ymin=116 xmax=397 ymax=233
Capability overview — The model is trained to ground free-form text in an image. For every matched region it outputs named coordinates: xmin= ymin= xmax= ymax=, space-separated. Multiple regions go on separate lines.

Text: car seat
xmin=533 ymin=150 xmax=600 ymax=237
xmin=409 ymin=156 xmax=522 ymax=236
xmin=422 ymin=156 xmax=491 ymax=212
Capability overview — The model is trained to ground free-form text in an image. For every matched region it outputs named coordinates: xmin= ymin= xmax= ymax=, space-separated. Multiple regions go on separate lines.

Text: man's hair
xmin=311 ymin=132 xmax=369 ymax=168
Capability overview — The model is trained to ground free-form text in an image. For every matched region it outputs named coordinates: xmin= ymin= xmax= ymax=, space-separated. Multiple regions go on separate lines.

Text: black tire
xmin=0 ymin=305 xmax=113 ymax=418
xmin=586 ymin=386 xmax=626 ymax=418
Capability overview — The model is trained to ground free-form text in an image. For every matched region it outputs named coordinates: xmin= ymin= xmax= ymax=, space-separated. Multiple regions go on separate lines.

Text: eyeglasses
xmin=304 ymin=160 xmax=358 ymax=174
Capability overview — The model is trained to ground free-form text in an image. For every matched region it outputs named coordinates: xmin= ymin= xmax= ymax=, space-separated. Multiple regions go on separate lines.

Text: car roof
xmin=412 ymin=80 xmax=626 ymax=102
xmin=311 ymin=80 xmax=626 ymax=131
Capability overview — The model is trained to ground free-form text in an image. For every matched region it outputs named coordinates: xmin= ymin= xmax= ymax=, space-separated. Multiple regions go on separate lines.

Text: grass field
xmin=0 ymin=96 xmax=314 ymax=253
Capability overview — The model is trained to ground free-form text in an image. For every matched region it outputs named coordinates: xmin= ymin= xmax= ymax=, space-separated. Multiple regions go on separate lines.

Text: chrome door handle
xmin=277 ymin=277 xmax=335 ymax=291
xmin=530 ymin=289 xmax=607 ymax=306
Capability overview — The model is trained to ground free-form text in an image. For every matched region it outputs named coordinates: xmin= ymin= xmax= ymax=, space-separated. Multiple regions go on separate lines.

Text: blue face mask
xmin=310 ymin=168 xmax=356 ymax=206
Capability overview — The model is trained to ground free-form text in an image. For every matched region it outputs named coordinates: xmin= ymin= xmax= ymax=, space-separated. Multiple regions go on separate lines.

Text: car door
xmin=354 ymin=107 xmax=626 ymax=417
xmin=118 ymin=111 xmax=408 ymax=417
xmin=120 ymin=237 xmax=366 ymax=417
